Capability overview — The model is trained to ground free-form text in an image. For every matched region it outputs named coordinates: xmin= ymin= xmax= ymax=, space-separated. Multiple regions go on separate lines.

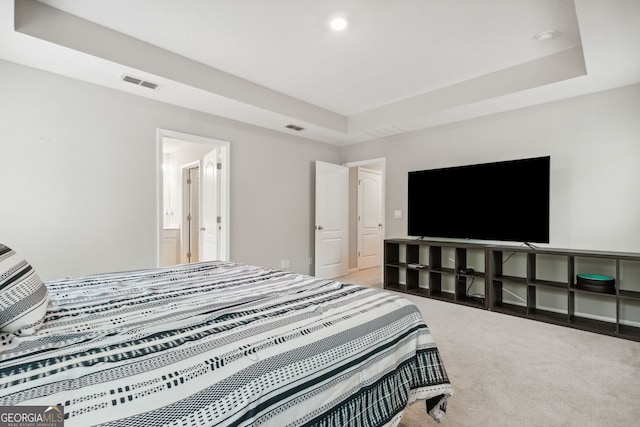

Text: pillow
xmin=0 ymin=244 xmax=50 ymax=334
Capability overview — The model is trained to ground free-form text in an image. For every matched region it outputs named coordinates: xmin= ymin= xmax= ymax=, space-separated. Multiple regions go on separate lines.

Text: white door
xmin=357 ymin=168 xmax=383 ymax=270
xmin=200 ymin=149 xmax=219 ymax=261
xmin=315 ymin=161 xmax=349 ymax=279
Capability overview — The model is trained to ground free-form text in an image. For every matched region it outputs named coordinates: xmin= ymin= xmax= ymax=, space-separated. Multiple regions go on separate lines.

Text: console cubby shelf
xmin=384 ymin=239 xmax=640 ymax=342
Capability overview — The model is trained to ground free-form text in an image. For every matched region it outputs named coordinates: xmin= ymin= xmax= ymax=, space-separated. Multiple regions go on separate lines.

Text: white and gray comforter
xmin=0 ymin=261 xmax=452 ymax=426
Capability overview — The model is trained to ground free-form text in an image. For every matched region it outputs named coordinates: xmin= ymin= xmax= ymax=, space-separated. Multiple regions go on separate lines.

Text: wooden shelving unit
xmin=384 ymin=239 xmax=490 ymax=310
xmin=384 ymin=239 xmax=640 ymax=341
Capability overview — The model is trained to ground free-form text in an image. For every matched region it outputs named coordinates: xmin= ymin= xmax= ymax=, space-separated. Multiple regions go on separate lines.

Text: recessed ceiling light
xmin=330 ymin=17 xmax=348 ymax=32
xmin=535 ymin=30 xmax=557 ymax=41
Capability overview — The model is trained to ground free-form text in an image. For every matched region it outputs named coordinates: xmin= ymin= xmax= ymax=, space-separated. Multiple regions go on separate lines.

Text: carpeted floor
xmin=338 ymin=267 xmax=640 ymax=426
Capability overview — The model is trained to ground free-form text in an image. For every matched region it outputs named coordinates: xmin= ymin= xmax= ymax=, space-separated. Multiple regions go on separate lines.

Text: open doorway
xmin=314 ymin=158 xmax=385 ymax=280
xmin=157 ymin=129 xmax=230 ymax=267
xmin=345 ymin=158 xmax=385 ymax=274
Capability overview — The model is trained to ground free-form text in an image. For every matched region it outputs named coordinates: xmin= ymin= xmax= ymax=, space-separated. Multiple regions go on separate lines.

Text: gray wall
xmin=2 ymin=57 xmax=639 ymax=283
xmin=342 ymin=84 xmax=640 ymax=254
xmin=0 ymin=60 xmax=340 ymax=280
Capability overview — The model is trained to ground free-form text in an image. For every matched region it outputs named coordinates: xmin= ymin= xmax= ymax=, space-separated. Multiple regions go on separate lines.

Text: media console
xmin=384 ymin=238 xmax=640 ymax=341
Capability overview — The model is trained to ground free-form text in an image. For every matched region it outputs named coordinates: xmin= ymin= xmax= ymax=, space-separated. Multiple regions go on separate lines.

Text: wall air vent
xmin=285 ymin=124 xmax=305 ymax=132
xmin=121 ymin=74 xmax=161 ymax=90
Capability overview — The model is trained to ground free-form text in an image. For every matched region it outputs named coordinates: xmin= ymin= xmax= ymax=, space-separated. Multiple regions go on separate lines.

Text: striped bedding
xmin=0 ymin=261 xmax=452 ymax=426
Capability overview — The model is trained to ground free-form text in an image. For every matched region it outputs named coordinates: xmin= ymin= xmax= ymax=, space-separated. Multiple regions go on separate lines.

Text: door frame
xmin=156 ymin=129 xmax=230 ymax=266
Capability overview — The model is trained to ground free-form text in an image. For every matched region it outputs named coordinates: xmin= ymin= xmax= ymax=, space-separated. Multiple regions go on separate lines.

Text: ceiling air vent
xmin=121 ymin=74 xmax=161 ymax=90
xmin=140 ymin=80 xmax=159 ymax=90
xmin=285 ymin=124 xmax=305 ymax=132
xmin=365 ymin=125 xmax=407 ymax=139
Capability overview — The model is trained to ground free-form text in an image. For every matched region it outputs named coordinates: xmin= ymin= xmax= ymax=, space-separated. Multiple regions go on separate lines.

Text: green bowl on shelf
xmin=576 ymin=274 xmax=615 ymax=293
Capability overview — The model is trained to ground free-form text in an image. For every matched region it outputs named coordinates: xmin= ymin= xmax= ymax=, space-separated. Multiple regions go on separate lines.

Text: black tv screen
xmin=408 ymin=156 xmax=550 ymax=243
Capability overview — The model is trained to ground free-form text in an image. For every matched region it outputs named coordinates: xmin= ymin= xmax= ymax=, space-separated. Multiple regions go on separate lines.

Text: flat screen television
xmin=408 ymin=156 xmax=550 ymax=243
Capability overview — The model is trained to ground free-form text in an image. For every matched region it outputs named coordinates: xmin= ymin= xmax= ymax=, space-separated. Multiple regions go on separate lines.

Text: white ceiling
xmin=1 ymin=0 xmax=639 ymax=145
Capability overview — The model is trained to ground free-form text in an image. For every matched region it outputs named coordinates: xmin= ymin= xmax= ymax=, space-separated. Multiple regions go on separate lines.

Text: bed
xmin=0 ymin=245 xmax=452 ymax=426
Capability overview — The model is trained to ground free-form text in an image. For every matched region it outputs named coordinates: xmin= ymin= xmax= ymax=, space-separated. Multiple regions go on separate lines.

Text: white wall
xmin=342 ymin=84 xmax=640 ymax=253
xmin=0 ymin=59 xmax=341 ymax=280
